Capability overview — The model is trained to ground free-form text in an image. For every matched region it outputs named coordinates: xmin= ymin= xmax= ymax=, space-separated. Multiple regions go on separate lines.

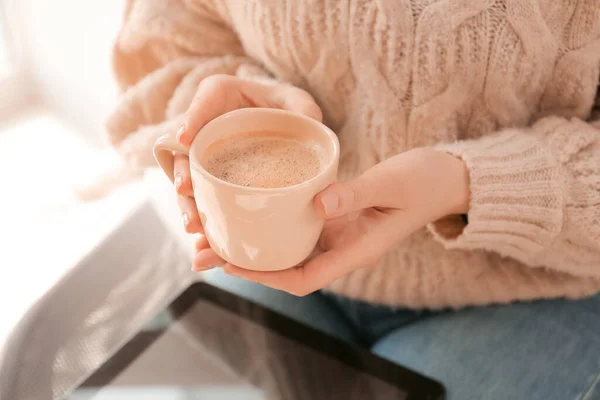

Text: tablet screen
xmin=65 ymin=284 xmax=443 ymax=400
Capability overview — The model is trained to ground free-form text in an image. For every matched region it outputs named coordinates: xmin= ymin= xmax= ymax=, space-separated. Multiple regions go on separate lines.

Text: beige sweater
xmin=107 ymin=0 xmax=600 ymax=309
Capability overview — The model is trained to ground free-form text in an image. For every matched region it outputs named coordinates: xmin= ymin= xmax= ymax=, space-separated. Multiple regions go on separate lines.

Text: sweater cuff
xmin=427 ymin=131 xmax=565 ymax=262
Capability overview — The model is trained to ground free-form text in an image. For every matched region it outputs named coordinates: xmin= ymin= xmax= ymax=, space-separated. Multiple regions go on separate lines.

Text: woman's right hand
xmin=172 ymin=74 xmax=323 ymax=270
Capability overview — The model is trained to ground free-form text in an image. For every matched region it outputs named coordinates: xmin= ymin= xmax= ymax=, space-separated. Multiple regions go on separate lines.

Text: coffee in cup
xmin=201 ymin=130 xmax=325 ymax=188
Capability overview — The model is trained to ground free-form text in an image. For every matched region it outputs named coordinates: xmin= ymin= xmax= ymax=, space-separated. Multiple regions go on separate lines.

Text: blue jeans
xmin=204 ymin=270 xmax=600 ymax=400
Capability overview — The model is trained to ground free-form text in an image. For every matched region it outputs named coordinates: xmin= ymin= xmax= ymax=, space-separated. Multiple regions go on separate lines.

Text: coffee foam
xmin=201 ymin=131 xmax=324 ymax=188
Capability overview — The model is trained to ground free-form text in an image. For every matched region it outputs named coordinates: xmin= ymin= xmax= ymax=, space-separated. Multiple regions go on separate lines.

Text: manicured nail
xmin=192 ymin=265 xmax=214 ymax=272
xmin=174 ymin=173 xmax=183 ymax=190
xmin=182 ymin=213 xmax=190 ymax=228
xmin=176 ymin=124 xmax=187 ymax=142
xmin=320 ymin=192 xmax=339 ymax=216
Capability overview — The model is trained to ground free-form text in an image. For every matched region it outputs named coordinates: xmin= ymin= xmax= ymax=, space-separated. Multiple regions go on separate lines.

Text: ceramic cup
xmin=153 ymin=108 xmax=340 ymax=271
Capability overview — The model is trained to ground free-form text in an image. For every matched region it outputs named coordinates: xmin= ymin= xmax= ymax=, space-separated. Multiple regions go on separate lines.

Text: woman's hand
xmin=173 ymin=75 xmax=323 ymax=239
xmin=195 ymin=147 xmax=471 ymax=295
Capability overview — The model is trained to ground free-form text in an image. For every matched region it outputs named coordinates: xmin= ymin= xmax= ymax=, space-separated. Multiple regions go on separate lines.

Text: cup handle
xmin=153 ymin=132 xmax=190 ymax=183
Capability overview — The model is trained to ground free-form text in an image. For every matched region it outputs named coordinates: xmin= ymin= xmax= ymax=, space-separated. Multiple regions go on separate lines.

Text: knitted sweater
xmin=107 ymin=0 xmax=600 ymax=309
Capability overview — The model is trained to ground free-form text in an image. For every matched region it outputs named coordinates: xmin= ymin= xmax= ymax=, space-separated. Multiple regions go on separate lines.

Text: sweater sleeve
xmin=428 ymin=116 xmax=600 ymax=278
xmin=106 ymin=0 xmax=276 ymax=167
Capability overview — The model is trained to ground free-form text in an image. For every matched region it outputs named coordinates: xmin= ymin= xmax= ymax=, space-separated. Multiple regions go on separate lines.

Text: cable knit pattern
xmin=107 ymin=0 xmax=600 ymax=309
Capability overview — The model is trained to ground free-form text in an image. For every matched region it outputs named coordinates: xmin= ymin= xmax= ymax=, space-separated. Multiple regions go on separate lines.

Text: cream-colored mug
xmin=153 ymin=108 xmax=340 ymax=271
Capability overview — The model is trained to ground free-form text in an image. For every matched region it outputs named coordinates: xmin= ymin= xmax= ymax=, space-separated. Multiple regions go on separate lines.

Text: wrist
xmin=435 ymin=150 xmax=470 ymax=215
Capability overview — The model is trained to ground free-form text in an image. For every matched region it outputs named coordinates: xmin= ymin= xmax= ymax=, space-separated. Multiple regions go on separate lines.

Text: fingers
xmin=195 ymin=235 xmax=210 ymax=252
xmin=222 ymin=213 xmax=415 ymax=296
xmin=222 ymin=264 xmax=310 ymax=296
xmin=192 ymin=236 xmax=223 ymax=272
xmin=193 ymin=248 xmax=225 ymax=272
xmin=221 ymin=251 xmax=347 ymax=297
xmin=173 ymin=154 xmax=202 ymax=233
xmin=222 ymin=237 xmax=377 ymax=297
xmin=178 ymin=75 xmax=323 ymax=146
xmin=177 ymin=75 xmax=248 ymax=146
xmin=177 ymin=195 xmax=203 ymax=234
xmin=271 ymin=85 xmax=323 ymax=122
xmin=173 ymin=154 xmax=193 ymax=197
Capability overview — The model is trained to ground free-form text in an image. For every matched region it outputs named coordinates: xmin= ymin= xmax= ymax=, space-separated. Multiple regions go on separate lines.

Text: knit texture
xmin=107 ymin=0 xmax=600 ymax=309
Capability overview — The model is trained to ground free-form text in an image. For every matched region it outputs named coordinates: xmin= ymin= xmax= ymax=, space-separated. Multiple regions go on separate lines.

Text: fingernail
xmin=192 ymin=265 xmax=214 ymax=272
xmin=176 ymin=124 xmax=187 ymax=141
xmin=182 ymin=213 xmax=190 ymax=228
xmin=174 ymin=173 xmax=183 ymax=190
xmin=321 ymin=192 xmax=339 ymax=216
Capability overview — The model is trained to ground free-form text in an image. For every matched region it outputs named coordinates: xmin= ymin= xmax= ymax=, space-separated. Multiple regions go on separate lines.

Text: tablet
xmin=65 ymin=282 xmax=445 ymax=400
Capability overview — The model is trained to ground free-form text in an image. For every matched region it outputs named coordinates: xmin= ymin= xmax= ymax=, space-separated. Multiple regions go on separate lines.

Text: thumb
xmin=314 ymin=177 xmax=376 ymax=219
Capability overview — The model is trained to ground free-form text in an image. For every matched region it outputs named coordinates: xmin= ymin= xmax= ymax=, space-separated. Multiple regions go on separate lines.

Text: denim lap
xmin=372 ymin=295 xmax=600 ymax=400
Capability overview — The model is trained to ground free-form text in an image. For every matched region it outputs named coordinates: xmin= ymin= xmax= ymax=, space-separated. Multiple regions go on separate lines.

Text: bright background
xmin=3 ymin=0 xmax=122 ymax=141
xmin=0 ymin=0 xmax=183 ymax=353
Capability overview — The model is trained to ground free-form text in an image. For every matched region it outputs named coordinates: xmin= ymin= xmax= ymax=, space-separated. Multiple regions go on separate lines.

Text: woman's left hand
xmin=194 ymin=148 xmax=470 ymax=296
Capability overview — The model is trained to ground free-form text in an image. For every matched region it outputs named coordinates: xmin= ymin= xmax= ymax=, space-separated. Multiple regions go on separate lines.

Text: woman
xmin=107 ymin=1 xmax=600 ymax=398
